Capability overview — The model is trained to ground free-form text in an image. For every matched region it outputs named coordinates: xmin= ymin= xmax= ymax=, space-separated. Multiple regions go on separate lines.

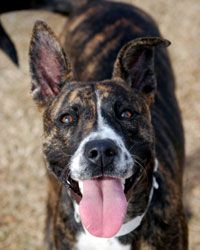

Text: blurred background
xmin=0 ymin=0 xmax=199 ymax=249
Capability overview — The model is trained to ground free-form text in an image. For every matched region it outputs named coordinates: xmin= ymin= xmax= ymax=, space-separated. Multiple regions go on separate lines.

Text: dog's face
xmin=29 ymin=21 xmax=169 ymax=238
xmin=43 ymin=80 xmax=153 ymax=180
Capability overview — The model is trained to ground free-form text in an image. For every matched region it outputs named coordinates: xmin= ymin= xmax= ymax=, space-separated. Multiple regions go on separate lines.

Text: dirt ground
xmin=0 ymin=1 xmax=199 ymax=249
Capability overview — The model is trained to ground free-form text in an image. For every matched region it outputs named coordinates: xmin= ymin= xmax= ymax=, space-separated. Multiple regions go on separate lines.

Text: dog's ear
xmin=113 ymin=37 xmax=170 ymax=105
xmin=29 ymin=20 xmax=73 ymax=107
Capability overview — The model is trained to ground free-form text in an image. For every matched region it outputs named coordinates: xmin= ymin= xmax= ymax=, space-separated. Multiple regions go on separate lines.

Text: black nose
xmin=84 ymin=139 xmax=118 ymax=167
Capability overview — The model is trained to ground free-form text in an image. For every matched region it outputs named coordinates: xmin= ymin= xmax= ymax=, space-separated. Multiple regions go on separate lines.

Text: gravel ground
xmin=0 ymin=1 xmax=199 ymax=249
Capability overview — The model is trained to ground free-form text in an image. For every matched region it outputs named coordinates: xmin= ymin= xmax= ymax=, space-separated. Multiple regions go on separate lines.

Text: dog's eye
xmin=119 ymin=110 xmax=133 ymax=120
xmin=60 ymin=113 xmax=77 ymax=126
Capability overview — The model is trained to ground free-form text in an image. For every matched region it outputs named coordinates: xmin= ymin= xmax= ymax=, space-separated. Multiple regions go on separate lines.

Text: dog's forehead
xmin=58 ymin=80 xmax=129 ymax=104
xmin=67 ymin=80 xmax=130 ymax=96
xmin=49 ymin=80 xmax=142 ymax=119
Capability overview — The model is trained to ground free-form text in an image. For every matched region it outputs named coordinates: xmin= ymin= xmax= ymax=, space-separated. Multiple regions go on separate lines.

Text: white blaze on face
xmin=69 ymin=90 xmax=134 ymax=180
xmin=70 ymin=90 xmax=134 ymax=238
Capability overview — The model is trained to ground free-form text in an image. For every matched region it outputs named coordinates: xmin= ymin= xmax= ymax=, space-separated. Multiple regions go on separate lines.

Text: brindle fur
xmin=29 ymin=0 xmax=187 ymax=249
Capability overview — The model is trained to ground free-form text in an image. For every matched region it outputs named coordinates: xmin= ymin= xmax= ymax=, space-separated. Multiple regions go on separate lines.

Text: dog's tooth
xmin=78 ymin=181 xmax=83 ymax=194
xmin=121 ymin=179 xmax=125 ymax=190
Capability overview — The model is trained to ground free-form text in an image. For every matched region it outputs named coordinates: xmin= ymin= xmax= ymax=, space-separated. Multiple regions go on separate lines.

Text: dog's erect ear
xmin=113 ymin=37 xmax=170 ymax=105
xmin=29 ymin=20 xmax=73 ymax=107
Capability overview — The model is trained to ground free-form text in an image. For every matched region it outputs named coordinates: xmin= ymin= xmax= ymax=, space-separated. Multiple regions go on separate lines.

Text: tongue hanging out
xmin=79 ymin=177 xmax=127 ymax=238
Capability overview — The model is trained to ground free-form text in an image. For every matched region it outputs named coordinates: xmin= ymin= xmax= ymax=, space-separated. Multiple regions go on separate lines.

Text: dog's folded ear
xmin=113 ymin=37 xmax=170 ymax=105
xmin=29 ymin=20 xmax=73 ymax=107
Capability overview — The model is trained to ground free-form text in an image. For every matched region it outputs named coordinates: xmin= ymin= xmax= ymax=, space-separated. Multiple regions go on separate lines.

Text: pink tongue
xmin=79 ymin=178 xmax=127 ymax=238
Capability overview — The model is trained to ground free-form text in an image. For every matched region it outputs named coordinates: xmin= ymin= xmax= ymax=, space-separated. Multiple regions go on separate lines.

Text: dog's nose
xmin=84 ymin=139 xmax=118 ymax=167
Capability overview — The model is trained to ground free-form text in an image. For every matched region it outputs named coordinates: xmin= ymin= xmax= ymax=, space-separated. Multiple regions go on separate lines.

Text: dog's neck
xmin=73 ymin=159 xmax=159 ymax=238
xmin=115 ymin=159 xmax=159 ymax=237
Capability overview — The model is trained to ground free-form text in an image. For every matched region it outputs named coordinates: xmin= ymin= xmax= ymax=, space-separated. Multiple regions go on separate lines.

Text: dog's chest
xmin=75 ymin=232 xmax=131 ymax=250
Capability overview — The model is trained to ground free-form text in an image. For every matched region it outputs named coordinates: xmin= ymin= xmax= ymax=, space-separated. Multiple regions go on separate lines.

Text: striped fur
xmin=29 ymin=0 xmax=187 ymax=249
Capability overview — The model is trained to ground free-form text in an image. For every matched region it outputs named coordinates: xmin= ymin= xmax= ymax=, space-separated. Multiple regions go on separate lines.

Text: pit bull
xmin=29 ymin=0 xmax=188 ymax=249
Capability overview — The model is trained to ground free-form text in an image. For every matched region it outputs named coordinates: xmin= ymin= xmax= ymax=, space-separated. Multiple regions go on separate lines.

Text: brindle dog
xmin=29 ymin=0 xmax=188 ymax=249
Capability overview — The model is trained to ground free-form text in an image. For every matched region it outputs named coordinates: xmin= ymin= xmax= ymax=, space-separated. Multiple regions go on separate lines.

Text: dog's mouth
xmin=66 ymin=168 xmax=142 ymax=238
xmin=67 ymin=165 xmax=142 ymax=201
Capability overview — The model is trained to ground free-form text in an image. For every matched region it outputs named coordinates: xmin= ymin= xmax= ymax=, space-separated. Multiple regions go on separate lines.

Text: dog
xmin=29 ymin=0 xmax=188 ymax=249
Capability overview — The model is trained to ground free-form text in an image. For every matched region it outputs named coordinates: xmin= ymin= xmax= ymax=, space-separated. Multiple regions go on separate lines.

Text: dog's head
xmin=29 ymin=21 xmax=169 ymax=238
